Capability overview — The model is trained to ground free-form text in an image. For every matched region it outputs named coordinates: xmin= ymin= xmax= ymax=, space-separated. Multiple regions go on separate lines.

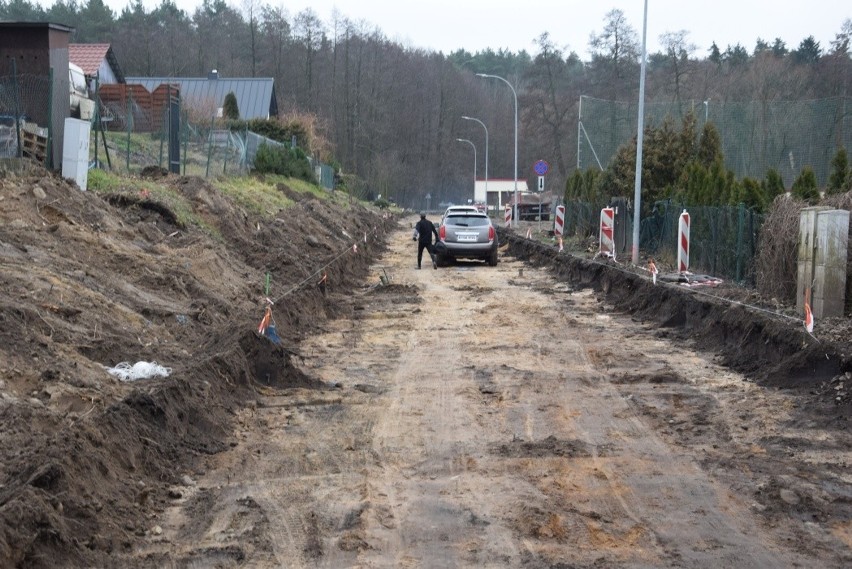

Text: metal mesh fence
xmin=2 ymin=72 xmax=336 ymax=185
xmin=562 ymin=199 xmax=765 ymax=283
xmin=0 ymin=73 xmax=52 ymax=162
xmin=578 ymin=96 xmax=852 ymax=188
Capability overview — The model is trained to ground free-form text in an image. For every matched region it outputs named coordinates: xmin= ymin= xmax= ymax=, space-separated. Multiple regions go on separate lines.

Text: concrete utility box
xmin=798 ymin=207 xmax=849 ymax=319
xmin=797 ymin=207 xmax=830 ymax=315
xmin=813 ymin=209 xmax=850 ymax=318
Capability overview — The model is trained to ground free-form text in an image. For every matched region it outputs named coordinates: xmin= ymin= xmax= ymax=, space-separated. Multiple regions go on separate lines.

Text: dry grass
xmin=755 ymin=190 xmax=852 ymax=311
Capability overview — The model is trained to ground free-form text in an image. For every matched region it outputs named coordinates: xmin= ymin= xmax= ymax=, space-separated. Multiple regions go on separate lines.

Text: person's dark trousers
xmin=417 ymin=241 xmax=434 ymax=268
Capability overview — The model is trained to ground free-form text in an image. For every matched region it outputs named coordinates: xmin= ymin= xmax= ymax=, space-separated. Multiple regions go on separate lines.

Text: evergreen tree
xmin=697 ymin=122 xmax=723 ymax=168
xmin=737 ymin=177 xmax=767 ymax=211
xmin=78 ymin=0 xmax=115 ymax=43
xmin=223 ymin=91 xmax=240 ymax=120
xmin=791 ymin=166 xmax=820 ymax=202
xmin=582 ymin=168 xmax=602 ymax=201
xmin=4 ymin=0 xmax=46 ymax=21
xmin=763 ymin=168 xmax=785 ymax=201
xmin=679 ymin=161 xmax=711 ymax=205
xmin=753 ymin=38 xmax=770 ymax=55
xmin=792 ymin=36 xmax=821 ymax=65
xmin=565 ymin=170 xmax=583 ymax=201
xmin=827 ymin=147 xmax=848 ymax=194
xmin=707 ymin=157 xmax=736 ymax=205
xmin=708 ymin=42 xmax=721 ymax=65
xmin=771 ymin=38 xmax=788 ymax=57
xmin=723 ymin=43 xmax=749 ymax=66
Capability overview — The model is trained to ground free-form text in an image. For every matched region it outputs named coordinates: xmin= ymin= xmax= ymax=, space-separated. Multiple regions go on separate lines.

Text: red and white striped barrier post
xmin=554 ymin=205 xmax=565 ymax=236
xmin=555 ymin=205 xmax=565 ymax=251
xmin=505 ymin=204 xmax=512 ymax=227
xmin=677 ymin=209 xmax=690 ymax=273
xmin=599 ymin=207 xmax=615 ymax=258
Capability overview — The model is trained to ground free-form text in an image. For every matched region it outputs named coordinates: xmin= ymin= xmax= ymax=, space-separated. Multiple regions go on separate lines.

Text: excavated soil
xmin=1 ymin=166 xmax=851 ymax=567
xmin=501 ymin=230 xmax=852 ymax=420
xmin=0 ymin=166 xmax=392 ymax=567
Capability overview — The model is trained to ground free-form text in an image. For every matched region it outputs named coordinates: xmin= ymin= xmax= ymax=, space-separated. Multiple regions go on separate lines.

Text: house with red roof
xmin=69 ymin=43 xmax=125 ymax=86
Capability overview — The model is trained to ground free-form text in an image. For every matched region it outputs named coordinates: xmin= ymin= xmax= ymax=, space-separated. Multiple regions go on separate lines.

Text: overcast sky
xmin=48 ymin=0 xmax=852 ymax=59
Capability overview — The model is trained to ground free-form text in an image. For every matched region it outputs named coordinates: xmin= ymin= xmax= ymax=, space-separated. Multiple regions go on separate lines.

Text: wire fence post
xmin=182 ymin=108 xmax=188 ymax=175
xmin=205 ymin=114 xmax=215 ymax=177
xmin=93 ymin=72 xmax=99 ymax=167
xmin=159 ymin=85 xmax=168 ymax=168
xmin=125 ymin=88 xmax=133 ymax=172
xmin=223 ymin=128 xmax=229 ymax=175
xmin=735 ymin=202 xmax=745 ymax=283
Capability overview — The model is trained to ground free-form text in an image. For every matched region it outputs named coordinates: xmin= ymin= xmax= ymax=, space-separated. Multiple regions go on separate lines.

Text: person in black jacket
xmin=413 ymin=212 xmax=439 ymax=269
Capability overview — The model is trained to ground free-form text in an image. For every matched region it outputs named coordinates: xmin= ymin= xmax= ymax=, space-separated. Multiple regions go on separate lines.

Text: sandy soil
xmin=2 ymin=168 xmax=850 ymax=568
xmin=120 ymin=216 xmax=851 ymax=568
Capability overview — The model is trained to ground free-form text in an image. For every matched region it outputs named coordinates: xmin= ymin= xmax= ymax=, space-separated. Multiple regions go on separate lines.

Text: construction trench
xmin=1 ymin=176 xmax=851 ymax=568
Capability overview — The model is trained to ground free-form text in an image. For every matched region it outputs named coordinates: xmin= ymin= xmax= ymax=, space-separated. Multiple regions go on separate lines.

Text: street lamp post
xmin=456 ymin=138 xmax=477 ymax=200
xmin=476 ymin=73 xmax=518 ymax=225
xmin=631 ymin=0 xmax=649 ymax=265
xmin=462 ymin=115 xmax=489 ymax=213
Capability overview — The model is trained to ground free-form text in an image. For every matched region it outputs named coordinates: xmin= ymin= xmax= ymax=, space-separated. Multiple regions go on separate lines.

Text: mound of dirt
xmin=500 ymin=229 xmax=852 ymax=421
xmin=0 ymin=167 xmax=393 ymax=567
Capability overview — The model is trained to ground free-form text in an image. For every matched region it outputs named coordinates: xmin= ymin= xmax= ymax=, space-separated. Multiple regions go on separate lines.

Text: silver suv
xmin=435 ymin=211 xmax=498 ymax=266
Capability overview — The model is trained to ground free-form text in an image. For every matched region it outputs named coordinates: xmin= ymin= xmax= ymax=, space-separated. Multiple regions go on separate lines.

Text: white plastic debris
xmin=106 ymin=361 xmax=172 ymax=382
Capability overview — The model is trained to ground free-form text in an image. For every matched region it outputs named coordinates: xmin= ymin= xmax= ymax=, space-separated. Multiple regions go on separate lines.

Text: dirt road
xmin=130 ymin=216 xmax=850 ymax=568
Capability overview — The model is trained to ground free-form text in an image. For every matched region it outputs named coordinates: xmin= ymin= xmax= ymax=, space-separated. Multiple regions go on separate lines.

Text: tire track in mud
xmin=565 ymin=334 xmax=784 ymax=567
xmin=363 ymin=288 xmax=485 ymax=567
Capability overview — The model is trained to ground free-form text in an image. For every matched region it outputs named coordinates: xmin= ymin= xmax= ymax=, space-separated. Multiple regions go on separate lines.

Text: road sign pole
xmin=533 ymin=161 xmax=549 ymax=233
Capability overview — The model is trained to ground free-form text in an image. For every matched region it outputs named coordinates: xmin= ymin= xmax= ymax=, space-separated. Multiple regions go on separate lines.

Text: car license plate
xmin=457 ymin=234 xmax=477 ymax=242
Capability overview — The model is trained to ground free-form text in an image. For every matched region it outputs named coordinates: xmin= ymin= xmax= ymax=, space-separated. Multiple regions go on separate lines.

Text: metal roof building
xmin=125 ymin=70 xmax=277 ymax=120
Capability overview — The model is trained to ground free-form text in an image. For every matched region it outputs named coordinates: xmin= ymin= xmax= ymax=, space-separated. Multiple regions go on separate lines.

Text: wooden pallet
xmin=21 ymin=129 xmax=47 ymax=163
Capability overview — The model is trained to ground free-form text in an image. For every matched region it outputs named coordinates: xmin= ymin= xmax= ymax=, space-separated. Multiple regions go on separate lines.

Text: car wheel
xmin=487 ymin=248 xmax=498 ymax=266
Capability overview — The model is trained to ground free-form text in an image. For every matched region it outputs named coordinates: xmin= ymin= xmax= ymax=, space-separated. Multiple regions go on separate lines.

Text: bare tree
xmin=293 ymin=8 xmax=325 ymax=110
xmin=659 ymin=30 xmax=696 ymax=108
xmin=242 ymin=0 xmax=259 ymax=77
xmin=522 ymin=32 xmax=577 ymax=180
xmin=588 ymin=9 xmax=639 ymax=86
xmin=258 ymin=3 xmax=291 ymax=82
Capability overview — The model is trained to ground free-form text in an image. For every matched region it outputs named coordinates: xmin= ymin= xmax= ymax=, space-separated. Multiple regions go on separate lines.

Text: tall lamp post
xmin=456 ymin=138 xmax=477 ymax=200
xmin=631 ymin=0 xmax=649 ymax=265
xmin=476 ymin=73 xmax=518 ymax=225
xmin=462 ymin=115 xmax=489 ymax=213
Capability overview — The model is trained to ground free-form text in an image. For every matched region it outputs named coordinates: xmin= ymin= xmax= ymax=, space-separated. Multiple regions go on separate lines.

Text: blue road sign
xmin=533 ymin=159 xmax=549 ymax=176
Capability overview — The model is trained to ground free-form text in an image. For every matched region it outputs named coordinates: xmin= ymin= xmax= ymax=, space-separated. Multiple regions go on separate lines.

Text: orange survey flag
xmin=803 ymin=288 xmax=814 ymax=334
xmin=257 ymin=305 xmax=272 ymax=335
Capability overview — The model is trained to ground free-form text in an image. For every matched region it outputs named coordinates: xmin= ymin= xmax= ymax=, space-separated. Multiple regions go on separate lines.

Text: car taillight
xmin=488 ymin=226 xmax=495 ymax=240
xmin=439 ymin=225 xmax=446 ymax=239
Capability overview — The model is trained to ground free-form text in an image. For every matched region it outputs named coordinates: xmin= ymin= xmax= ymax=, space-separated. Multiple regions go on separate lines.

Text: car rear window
xmin=445 ymin=215 xmax=490 ymax=227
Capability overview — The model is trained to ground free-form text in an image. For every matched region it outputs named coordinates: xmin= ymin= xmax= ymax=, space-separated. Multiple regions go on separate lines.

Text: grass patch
xmin=87 ymin=169 xmax=373 ymax=235
xmin=212 ymin=175 xmax=294 ymax=216
xmin=87 ymin=168 xmax=139 ymax=192
xmin=88 ymin=168 xmax=202 ymax=229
